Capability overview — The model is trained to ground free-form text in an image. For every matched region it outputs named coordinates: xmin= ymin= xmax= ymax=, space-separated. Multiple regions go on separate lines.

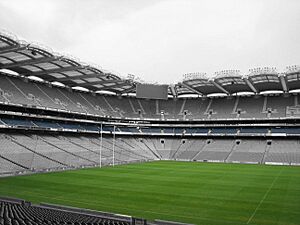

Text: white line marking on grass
xmin=246 ymin=168 xmax=283 ymax=224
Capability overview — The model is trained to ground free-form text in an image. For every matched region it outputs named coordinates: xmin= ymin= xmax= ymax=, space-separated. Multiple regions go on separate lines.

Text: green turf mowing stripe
xmin=0 ymin=161 xmax=299 ymax=225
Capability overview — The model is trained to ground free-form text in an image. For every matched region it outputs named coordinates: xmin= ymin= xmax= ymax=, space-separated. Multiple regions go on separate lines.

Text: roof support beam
xmin=100 ymin=82 xmax=132 ymax=90
xmin=0 ymin=55 xmax=17 ymax=64
xmin=279 ymin=74 xmax=288 ymax=92
xmin=79 ymin=80 xmax=126 ymax=87
xmin=210 ymin=80 xmax=229 ymax=94
xmin=56 ymin=73 xmax=107 ymax=82
xmin=170 ymin=85 xmax=177 ymax=98
xmin=64 ymin=79 xmax=123 ymax=87
xmin=120 ymin=86 xmax=136 ymax=94
xmin=0 ymin=56 xmax=57 ymax=69
xmin=243 ymin=78 xmax=258 ymax=93
xmin=0 ymin=45 xmax=26 ymax=54
xmin=96 ymin=83 xmax=134 ymax=93
xmin=32 ymin=66 xmax=83 ymax=77
xmin=180 ymin=82 xmax=203 ymax=95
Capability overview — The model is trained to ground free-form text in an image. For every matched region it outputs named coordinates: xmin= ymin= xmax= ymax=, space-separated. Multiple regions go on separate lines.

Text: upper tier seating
xmin=207 ymin=97 xmax=237 ymax=119
xmin=235 ymin=96 xmax=265 ymax=118
xmin=0 ymin=74 xmax=298 ymax=120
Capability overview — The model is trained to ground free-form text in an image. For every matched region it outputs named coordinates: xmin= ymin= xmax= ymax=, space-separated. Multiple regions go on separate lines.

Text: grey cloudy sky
xmin=1 ymin=0 xmax=299 ymax=84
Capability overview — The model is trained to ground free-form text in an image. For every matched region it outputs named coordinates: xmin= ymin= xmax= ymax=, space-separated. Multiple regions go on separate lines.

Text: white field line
xmin=246 ymin=168 xmax=283 ymax=224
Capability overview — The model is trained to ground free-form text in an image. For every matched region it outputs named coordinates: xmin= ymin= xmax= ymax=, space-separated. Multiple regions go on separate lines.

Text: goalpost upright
xmin=99 ymin=123 xmax=103 ymax=168
xmin=112 ymin=125 xmax=116 ymax=167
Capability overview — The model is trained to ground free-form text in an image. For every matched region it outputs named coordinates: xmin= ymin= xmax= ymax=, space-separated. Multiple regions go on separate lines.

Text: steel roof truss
xmin=170 ymin=85 xmax=178 ymax=97
xmin=180 ymin=82 xmax=203 ymax=95
xmin=279 ymin=74 xmax=288 ymax=92
xmin=32 ymin=66 xmax=83 ymax=77
xmin=0 ymin=56 xmax=57 ymax=69
xmin=210 ymin=80 xmax=229 ymax=94
xmin=244 ymin=78 xmax=258 ymax=93
xmin=79 ymin=79 xmax=126 ymax=87
xmin=55 ymin=73 xmax=107 ymax=82
xmin=0 ymin=45 xmax=26 ymax=55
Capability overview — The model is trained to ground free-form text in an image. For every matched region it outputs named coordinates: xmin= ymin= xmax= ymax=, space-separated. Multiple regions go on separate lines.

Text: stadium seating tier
xmin=1 ymin=74 xmax=300 ymax=120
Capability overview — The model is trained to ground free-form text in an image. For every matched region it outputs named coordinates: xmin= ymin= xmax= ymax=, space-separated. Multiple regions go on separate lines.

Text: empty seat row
xmin=1 ymin=74 xmax=300 ymax=120
xmin=0 ymin=200 xmax=130 ymax=225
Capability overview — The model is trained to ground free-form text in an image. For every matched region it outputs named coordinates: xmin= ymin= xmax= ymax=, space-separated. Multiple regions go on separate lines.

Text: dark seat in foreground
xmin=0 ymin=200 xmax=130 ymax=225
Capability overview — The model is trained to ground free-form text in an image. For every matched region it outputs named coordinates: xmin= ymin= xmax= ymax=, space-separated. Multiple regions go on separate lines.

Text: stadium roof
xmin=0 ymin=31 xmax=135 ymax=94
xmin=0 ymin=31 xmax=299 ymax=97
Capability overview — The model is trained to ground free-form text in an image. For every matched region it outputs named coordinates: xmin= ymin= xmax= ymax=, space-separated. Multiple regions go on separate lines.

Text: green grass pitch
xmin=0 ymin=161 xmax=300 ymax=225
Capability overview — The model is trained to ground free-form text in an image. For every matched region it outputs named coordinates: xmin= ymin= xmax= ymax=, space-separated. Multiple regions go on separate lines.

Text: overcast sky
xmin=0 ymin=0 xmax=299 ymax=84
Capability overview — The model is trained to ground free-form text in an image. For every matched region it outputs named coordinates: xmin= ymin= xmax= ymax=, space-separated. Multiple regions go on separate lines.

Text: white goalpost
xmin=112 ymin=125 xmax=116 ymax=167
xmin=99 ymin=123 xmax=103 ymax=168
xmin=99 ymin=124 xmax=116 ymax=168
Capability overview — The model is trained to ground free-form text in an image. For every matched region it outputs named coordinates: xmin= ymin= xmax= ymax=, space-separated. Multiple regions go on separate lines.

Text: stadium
xmin=0 ymin=30 xmax=300 ymax=225
xmin=0 ymin=0 xmax=300 ymax=220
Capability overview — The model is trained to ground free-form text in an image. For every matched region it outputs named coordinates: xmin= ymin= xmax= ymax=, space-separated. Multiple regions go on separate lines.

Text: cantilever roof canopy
xmin=177 ymin=68 xmax=300 ymax=96
xmin=0 ymin=31 xmax=136 ymax=94
xmin=181 ymin=78 xmax=222 ymax=95
xmin=285 ymin=66 xmax=300 ymax=91
xmin=214 ymin=76 xmax=252 ymax=94
xmin=0 ymin=31 xmax=299 ymax=97
xmin=246 ymin=68 xmax=283 ymax=92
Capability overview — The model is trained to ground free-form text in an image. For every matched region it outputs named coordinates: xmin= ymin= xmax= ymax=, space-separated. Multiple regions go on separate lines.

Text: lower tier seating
xmin=1 ymin=134 xmax=299 ymax=175
xmin=0 ymin=134 xmax=156 ymax=175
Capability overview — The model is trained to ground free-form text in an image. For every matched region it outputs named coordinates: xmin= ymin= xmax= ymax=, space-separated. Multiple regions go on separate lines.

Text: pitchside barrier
xmin=0 ymin=196 xmax=25 ymax=204
xmin=39 ymin=202 xmax=132 ymax=223
xmin=39 ymin=203 xmax=195 ymax=225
